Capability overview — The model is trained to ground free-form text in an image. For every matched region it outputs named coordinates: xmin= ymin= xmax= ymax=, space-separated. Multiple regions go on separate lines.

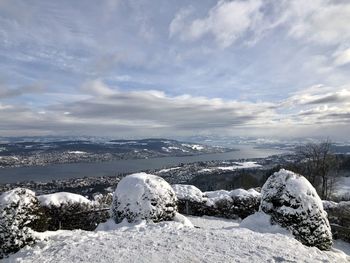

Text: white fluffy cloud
xmin=285 ymin=0 xmax=350 ymax=45
xmin=170 ymin=0 xmax=263 ymax=48
xmin=170 ymin=0 xmax=350 ymax=49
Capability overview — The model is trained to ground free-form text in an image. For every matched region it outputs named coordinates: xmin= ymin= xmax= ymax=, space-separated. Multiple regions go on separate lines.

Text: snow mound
xmin=112 ymin=173 xmax=177 ymax=223
xmin=172 ymin=184 xmax=205 ymax=203
xmin=260 ymin=169 xmax=333 ymax=250
xmin=6 ymin=216 xmax=349 ymax=263
xmin=38 ymin=192 xmax=91 ymax=207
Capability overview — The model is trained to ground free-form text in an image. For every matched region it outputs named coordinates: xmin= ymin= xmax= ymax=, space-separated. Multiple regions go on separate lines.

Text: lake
xmin=0 ymin=145 xmax=287 ymax=183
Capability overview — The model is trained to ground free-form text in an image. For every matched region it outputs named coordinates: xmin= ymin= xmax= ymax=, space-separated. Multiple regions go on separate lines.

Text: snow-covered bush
xmin=0 ymin=188 xmax=47 ymax=259
xmin=173 ymin=184 xmax=260 ymax=219
xmin=38 ymin=192 xmax=107 ymax=231
xmin=172 ymin=184 xmax=207 ymax=216
xmin=112 ymin=173 xmax=177 ymax=223
xmin=323 ymin=200 xmax=350 ymax=242
xmin=205 ymin=188 xmax=261 ymax=219
xmin=260 ymin=169 xmax=333 ymax=250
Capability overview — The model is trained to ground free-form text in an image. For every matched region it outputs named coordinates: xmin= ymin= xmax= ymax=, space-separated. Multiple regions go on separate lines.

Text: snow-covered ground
xmin=5 ymin=216 xmax=350 ymax=263
xmin=199 ymin=161 xmax=262 ymax=173
xmin=67 ymin=151 xmax=87 ymax=154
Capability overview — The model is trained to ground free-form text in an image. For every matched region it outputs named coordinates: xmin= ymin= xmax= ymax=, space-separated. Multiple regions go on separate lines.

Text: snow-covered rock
xmin=260 ymin=169 xmax=333 ymax=250
xmin=112 ymin=173 xmax=178 ymax=223
xmin=0 ymin=188 xmax=46 ymax=259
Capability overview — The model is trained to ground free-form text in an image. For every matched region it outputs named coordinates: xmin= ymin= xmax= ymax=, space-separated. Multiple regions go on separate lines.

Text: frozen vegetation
xmin=37 ymin=192 xmax=91 ymax=207
xmin=260 ymin=169 xmax=333 ymax=250
xmin=112 ymin=173 xmax=177 ymax=223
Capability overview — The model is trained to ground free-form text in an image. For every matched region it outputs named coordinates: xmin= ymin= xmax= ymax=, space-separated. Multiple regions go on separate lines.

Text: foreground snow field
xmin=5 ymin=216 xmax=350 ymax=263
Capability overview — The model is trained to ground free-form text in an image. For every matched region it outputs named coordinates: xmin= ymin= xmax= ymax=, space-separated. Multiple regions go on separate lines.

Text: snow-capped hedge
xmin=323 ymin=200 xmax=350 ymax=242
xmin=173 ymin=184 xmax=260 ymax=219
xmin=112 ymin=173 xmax=178 ymax=223
xmin=172 ymin=184 xmax=205 ymax=203
xmin=205 ymin=188 xmax=261 ymax=219
xmin=39 ymin=192 xmax=108 ymax=231
xmin=0 ymin=188 xmax=47 ymax=259
xmin=260 ymin=169 xmax=333 ymax=250
xmin=38 ymin=192 xmax=91 ymax=207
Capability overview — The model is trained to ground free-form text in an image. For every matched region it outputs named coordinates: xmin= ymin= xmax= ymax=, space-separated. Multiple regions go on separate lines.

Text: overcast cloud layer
xmin=0 ymin=0 xmax=350 ymax=139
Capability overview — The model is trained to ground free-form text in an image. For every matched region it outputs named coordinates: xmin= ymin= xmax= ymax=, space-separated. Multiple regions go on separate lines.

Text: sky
xmin=0 ymin=0 xmax=350 ymax=140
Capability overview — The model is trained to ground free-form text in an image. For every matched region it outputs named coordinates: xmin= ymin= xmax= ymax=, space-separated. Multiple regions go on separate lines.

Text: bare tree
xmin=294 ymin=139 xmax=339 ymax=199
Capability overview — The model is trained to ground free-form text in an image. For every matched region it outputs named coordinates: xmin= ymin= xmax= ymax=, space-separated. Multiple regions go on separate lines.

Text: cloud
xmin=81 ymin=79 xmax=117 ymax=96
xmin=0 ymin=80 xmax=278 ymax=136
xmin=285 ymin=0 xmax=350 ymax=45
xmin=283 ymin=85 xmax=350 ymax=106
xmin=0 ymin=83 xmax=46 ymax=98
xmin=333 ymin=48 xmax=350 ymax=66
xmin=0 ymin=80 xmax=349 ymax=139
xmin=170 ymin=0 xmax=263 ymax=48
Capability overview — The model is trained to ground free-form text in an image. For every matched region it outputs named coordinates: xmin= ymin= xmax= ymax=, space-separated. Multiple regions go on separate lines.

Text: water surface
xmin=0 ymin=145 xmax=286 ymax=183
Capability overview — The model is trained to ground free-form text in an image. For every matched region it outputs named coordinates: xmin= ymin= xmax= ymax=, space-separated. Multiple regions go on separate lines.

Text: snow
xmin=199 ymin=161 xmax=262 ymax=172
xmin=172 ymin=184 xmax=204 ymax=203
xmin=6 ymin=216 xmax=350 ymax=263
xmin=67 ymin=151 xmax=87 ymax=154
xmin=205 ymin=188 xmax=260 ymax=206
xmin=0 ymin=188 xmax=36 ymax=204
xmin=216 ymin=161 xmax=262 ymax=170
xmin=158 ymin=167 xmax=181 ymax=173
xmin=240 ymin=212 xmax=290 ymax=235
xmin=173 ymin=213 xmax=194 ymax=227
xmin=181 ymin=143 xmax=204 ymax=150
xmin=37 ymin=192 xmax=91 ymax=207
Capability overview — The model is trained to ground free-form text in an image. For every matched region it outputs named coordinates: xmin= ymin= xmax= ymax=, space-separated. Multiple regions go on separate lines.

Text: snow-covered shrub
xmin=0 ymin=188 xmax=47 ymax=259
xmin=172 ymin=184 xmax=207 ymax=216
xmin=205 ymin=188 xmax=261 ymax=219
xmin=260 ymin=169 xmax=333 ymax=250
xmin=93 ymin=192 xmax=113 ymax=208
xmin=173 ymin=185 xmax=260 ymax=219
xmin=38 ymin=192 xmax=106 ymax=231
xmin=323 ymin=200 xmax=350 ymax=242
xmin=112 ymin=173 xmax=177 ymax=223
